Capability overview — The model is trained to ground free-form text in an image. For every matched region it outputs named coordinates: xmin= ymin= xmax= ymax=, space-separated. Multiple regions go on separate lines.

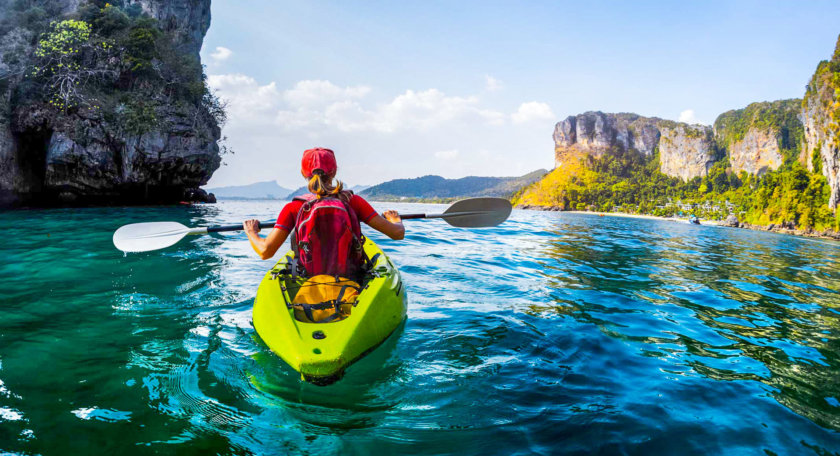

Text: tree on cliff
xmin=31 ymin=19 xmax=119 ymax=111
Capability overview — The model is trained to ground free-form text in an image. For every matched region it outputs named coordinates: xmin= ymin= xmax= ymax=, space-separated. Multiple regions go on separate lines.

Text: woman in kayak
xmin=242 ymin=148 xmax=404 ymax=266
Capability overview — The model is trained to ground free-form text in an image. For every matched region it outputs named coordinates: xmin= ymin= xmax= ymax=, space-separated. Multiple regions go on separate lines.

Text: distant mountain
xmin=286 ymin=186 xmax=308 ymax=199
xmin=285 ymin=183 xmax=374 ymax=200
xmin=205 ymin=181 xmax=294 ymax=199
xmin=359 ymin=170 xmax=547 ymax=200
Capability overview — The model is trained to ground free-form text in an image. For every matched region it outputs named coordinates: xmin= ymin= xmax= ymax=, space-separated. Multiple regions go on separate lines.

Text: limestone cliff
xmin=132 ymin=0 xmax=210 ymax=56
xmin=713 ymin=99 xmax=802 ymax=177
xmin=658 ymin=123 xmax=716 ymax=181
xmin=802 ymin=36 xmax=840 ymax=209
xmin=0 ymin=0 xmax=221 ymax=207
xmin=554 ymin=112 xmax=661 ymax=167
xmin=521 ymin=34 xmax=840 ymax=232
xmin=553 ymin=112 xmax=715 ymax=181
xmin=726 ymin=128 xmax=783 ymax=176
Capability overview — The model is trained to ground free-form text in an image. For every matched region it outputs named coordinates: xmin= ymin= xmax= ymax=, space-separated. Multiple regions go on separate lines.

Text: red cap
xmin=301 ymin=148 xmax=337 ymax=178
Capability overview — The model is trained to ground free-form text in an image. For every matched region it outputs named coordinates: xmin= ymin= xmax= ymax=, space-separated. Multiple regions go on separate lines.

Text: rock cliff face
xmin=553 ymin=112 xmax=715 ymax=181
xmin=0 ymin=0 xmax=220 ymax=207
xmin=133 ymin=0 xmax=210 ymax=56
xmin=39 ymin=105 xmax=220 ymax=205
xmin=802 ymin=36 xmax=840 ymax=209
xmin=713 ymin=99 xmax=802 ymax=177
xmin=552 ymin=99 xmax=811 ymax=183
xmin=554 ymin=112 xmax=661 ymax=167
xmin=527 ymin=34 xmax=840 ymax=228
xmin=658 ymin=123 xmax=716 ymax=180
xmin=726 ymin=128 xmax=783 ymax=176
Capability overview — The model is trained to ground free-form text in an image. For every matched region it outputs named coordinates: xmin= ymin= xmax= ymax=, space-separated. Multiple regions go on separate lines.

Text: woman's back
xmin=242 ymin=148 xmax=405 ymax=267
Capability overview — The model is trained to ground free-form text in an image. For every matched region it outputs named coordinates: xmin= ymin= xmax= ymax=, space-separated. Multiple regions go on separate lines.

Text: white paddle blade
xmin=443 ymin=197 xmax=512 ymax=227
xmin=113 ymin=222 xmax=191 ymax=252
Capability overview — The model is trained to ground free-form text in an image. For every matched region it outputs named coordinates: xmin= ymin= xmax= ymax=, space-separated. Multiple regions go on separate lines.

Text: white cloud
xmin=209 ymin=74 xmax=508 ymax=134
xmin=372 ymin=89 xmax=505 ymax=132
xmin=205 ymin=73 xmax=556 ymax=188
xmin=434 ymin=149 xmax=459 ymax=160
xmin=272 ymin=86 xmax=505 ymax=133
xmin=207 ymin=73 xmax=281 ymax=122
xmin=679 ymin=109 xmax=700 ymax=124
xmin=485 ymin=75 xmax=503 ymax=92
xmin=511 ymin=101 xmax=554 ymax=124
xmin=210 ymin=46 xmax=233 ymax=62
xmin=283 ymin=80 xmax=371 ymax=108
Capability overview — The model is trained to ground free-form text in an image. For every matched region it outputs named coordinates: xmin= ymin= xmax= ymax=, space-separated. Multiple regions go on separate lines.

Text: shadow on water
xmin=248 ymin=320 xmax=407 ymax=426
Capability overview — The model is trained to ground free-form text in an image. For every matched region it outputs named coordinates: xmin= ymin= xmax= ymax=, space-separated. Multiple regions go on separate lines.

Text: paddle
xmin=113 ymin=197 xmax=513 ymax=252
xmin=398 ymin=197 xmax=512 ymax=228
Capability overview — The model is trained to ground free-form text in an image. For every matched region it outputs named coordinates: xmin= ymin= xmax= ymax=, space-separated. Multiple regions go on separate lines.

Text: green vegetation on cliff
xmin=515 ymin=146 xmax=837 ymax=231
xmin=2 ymin=0 xmax=224 ymax=131
xmin=714 ymin=99 xmax=804 ymax=162
xmin=804 ymin=35 xmax=840 ymax=140
xmin=521 ymin=34 xmax=840 ymax=232
xmin=514 ymin=92 xmax=838 ymax=230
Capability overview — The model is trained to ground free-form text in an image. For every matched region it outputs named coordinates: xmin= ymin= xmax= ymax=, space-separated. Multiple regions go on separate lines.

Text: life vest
xmin=292 ymin=192 xmax=364 ymax=278
xmin=291 ymin=275 xmax=360 ymax=323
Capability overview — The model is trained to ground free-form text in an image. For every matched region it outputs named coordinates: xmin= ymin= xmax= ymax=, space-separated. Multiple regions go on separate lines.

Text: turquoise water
xmin=1 ymin=200 xmax=840 ymax=454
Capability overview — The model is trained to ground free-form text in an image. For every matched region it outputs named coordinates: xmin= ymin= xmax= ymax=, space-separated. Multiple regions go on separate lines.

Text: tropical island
xmin=514 ymin=35 xmax=840 ymax=240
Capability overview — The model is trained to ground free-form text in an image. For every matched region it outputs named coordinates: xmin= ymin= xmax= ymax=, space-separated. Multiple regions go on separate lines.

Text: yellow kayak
xmin=253 ymin=237 xmax=407 ymax=384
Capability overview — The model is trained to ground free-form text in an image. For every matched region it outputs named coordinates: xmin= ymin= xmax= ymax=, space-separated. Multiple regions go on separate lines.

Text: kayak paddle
xmin=112 ymin=220 xmax=276 ymax=253
xmin=113 ymin=197 xmax=513 ymax=252
xmin=398 ymin=197 xmax=512 ymax=228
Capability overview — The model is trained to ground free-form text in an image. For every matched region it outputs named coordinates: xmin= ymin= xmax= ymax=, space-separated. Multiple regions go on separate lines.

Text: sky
xmin=200 ymin=0 xmax=840 ymax=188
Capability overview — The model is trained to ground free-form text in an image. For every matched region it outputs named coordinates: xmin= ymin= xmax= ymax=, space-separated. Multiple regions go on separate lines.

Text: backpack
xmin=292 ymin=192 xmax=365 ymax=278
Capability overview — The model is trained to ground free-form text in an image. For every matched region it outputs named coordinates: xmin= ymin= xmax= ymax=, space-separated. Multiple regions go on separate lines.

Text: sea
xmin=1 ymin=200 xmax=839 ymax=455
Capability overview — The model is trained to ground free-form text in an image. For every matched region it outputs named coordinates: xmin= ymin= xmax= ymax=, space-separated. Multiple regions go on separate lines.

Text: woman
xmin=243 ymin=148 xmax=405 ymax=266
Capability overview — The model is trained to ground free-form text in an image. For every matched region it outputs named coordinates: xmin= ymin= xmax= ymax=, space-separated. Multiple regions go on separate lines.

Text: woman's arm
xmin=244 ymin=219 xmax=289 ymax=260
xmin=366 ymin=210 xmax=405 ymax=240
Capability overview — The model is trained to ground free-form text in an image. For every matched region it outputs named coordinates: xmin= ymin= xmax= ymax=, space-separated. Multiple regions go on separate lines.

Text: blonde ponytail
xmin=307 ymin=171 xmax=345 ymax=199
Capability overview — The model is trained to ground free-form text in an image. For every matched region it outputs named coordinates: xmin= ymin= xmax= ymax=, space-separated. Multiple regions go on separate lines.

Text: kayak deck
xmin=253 ymin=238 xmax=407 ymax=384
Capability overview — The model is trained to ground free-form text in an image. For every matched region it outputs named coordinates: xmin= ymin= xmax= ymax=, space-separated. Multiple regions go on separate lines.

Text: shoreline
xmin=564 ymin=210 xmax=722 ymax=226
xmin=517 ymin=206 xmax=840 ymax=242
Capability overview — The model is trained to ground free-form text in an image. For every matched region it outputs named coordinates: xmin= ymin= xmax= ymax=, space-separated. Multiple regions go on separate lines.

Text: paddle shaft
xmin=206 ymin=220 xmax=276 ymax=233
xmin=400 ymin=211 xmax=485 ymax=220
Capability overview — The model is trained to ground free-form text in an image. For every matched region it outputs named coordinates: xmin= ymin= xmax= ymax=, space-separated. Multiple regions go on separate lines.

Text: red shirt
xmin=274 ymin=194 xmax=378 ymax=232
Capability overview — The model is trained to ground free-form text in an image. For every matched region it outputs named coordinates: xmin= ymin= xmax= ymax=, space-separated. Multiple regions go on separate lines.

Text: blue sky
xmin=201 ymin=0 xmax=840 ymax=188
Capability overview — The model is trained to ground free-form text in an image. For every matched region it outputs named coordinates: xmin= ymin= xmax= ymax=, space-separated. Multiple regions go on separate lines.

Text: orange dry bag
xmin=291 ymin=275 xmax=360 ymax=323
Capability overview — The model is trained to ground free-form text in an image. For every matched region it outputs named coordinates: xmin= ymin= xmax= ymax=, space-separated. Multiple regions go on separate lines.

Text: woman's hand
xmin=382 ymin=210 xmax=402 ymax=224
xmin=368 ymin=211 xmax=405 ymax=240
xmin=243 ymin=219 xmax=261 ymax=234
xmin=243 ymin=220 xmax=289 ymax=260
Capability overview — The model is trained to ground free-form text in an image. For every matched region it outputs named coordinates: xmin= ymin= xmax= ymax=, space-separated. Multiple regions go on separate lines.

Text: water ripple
xmin=0 ymin=204 xmax=839 ymax=454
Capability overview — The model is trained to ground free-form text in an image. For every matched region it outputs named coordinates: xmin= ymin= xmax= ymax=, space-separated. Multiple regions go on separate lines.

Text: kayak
xmin=253 ymin=237 xmax=407 ymax=384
